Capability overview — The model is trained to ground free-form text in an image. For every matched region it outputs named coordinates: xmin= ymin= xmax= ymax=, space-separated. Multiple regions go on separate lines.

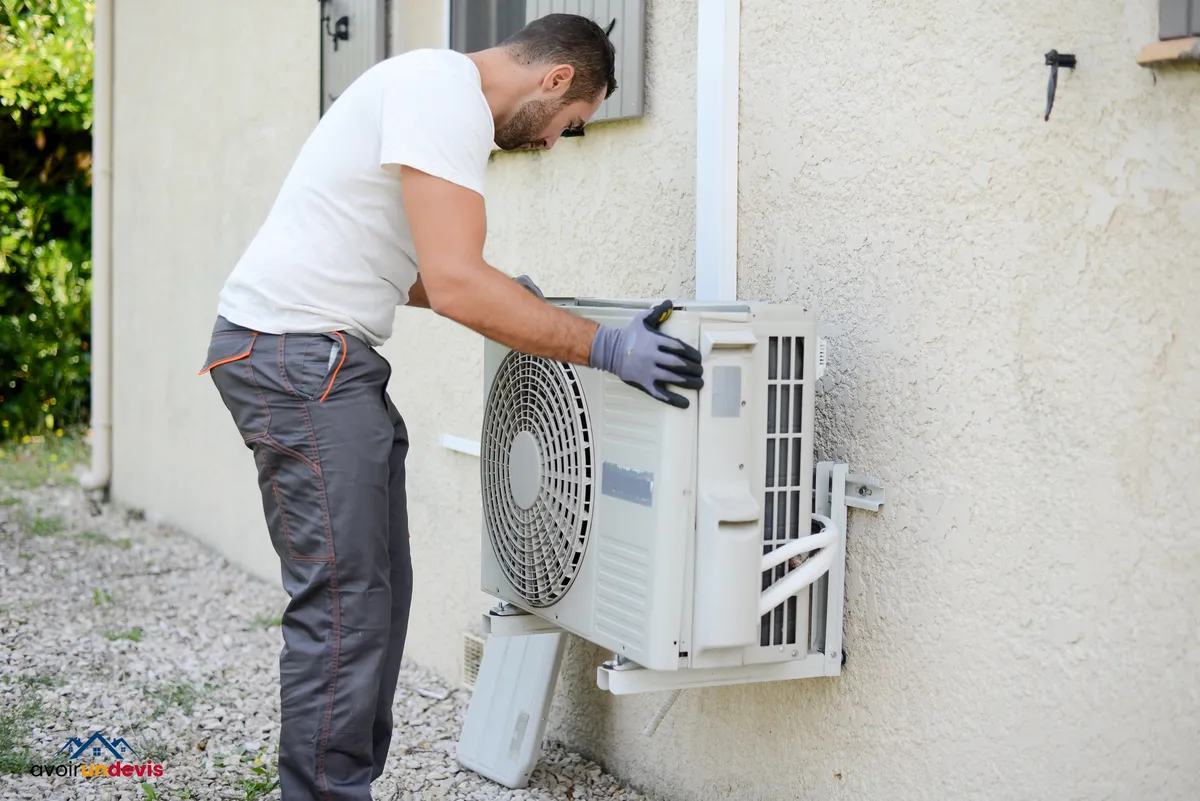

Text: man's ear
xmin=542 ymin=64 xmax=575 ymax=95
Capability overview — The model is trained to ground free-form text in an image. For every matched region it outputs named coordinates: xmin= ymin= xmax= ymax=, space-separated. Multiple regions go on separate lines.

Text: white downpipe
xmin=81 ymin=0 xmax=113 ymax=492
xmin=694 ymin=0 xmax=739 ymax=302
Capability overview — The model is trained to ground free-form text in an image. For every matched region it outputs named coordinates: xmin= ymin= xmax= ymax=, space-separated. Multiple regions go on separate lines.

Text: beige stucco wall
xmin=110 ymin=1 xmax=1198 ymax=800
xmin=111 ymin=0 xmax=318 ymax=579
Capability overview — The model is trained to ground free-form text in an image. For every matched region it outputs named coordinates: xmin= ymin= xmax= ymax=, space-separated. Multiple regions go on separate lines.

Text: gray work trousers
xmin=200 ymin=315 xmax=413 ymax=800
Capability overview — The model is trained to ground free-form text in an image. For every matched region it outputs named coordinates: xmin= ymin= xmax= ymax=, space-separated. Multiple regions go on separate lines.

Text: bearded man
xmin=198 ymin=12 xmax=703 ymax=801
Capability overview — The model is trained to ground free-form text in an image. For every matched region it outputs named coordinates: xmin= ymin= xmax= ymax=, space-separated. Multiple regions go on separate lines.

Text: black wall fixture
xmin=324 ymin=12 xmax=350 ymax=52
xmin=1044 ymin=50 xmax=1077 ymax=121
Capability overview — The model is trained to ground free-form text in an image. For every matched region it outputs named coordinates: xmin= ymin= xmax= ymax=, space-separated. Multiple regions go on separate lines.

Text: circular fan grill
xmin=481 ymin=351 xmax=594 ymax=608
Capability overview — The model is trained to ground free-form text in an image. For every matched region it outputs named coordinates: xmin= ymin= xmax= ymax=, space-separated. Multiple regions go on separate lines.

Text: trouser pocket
xmin=254 ymin=441 xmax=334 ymax=562
xmin=198 ymin=330 xmax=257 ymax=375
xmin=200 ymin=329 xmax=271 ymax=441
xmin=278 ymin=332 xmax=347 ymax=403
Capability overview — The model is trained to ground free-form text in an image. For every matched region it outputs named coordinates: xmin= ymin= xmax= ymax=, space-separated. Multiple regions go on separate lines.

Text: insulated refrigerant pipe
xmin=758 ymin=514 xmax=840 ymax=618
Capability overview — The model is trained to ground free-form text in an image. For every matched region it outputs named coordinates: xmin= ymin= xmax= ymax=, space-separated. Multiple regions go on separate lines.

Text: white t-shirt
xmin=216 ymin=48 xmax=496 ymax=346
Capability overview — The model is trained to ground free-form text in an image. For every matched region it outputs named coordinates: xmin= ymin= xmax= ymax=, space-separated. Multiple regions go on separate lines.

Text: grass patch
xmin=78 ymin=530 xmax=132 ymax=548
xmin=5 ymin=508 xmax=67 ymax=539
xmin=92 ymin=588 xmax=116 ymax=606
xmin=211 ymin=746 xmax=279 ymax=800
xmin=26 ymin=513 xmax=64 ymax=537
xmin=0 ymin=693 xmax=48 ymax=775
xmin=16 ymin=673 xmax=61 ymax=691
xmin=143 ymin=681 xmax=206 ymax=717
xmin=247 ymin=612 xmax=283 ymax=630
xmin=239 ymin=747 xmax=280 ymax=800
xmin=0 ymin=428 xmax=88 ymax=490
xmin=135 ymin=735 xmax=174 ymax=763
xmin=103 ymin=626 xmax=143 ymax=642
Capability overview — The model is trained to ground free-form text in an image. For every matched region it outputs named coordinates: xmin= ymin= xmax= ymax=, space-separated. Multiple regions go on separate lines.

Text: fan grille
xmin=481 ymin=351 xmax=593 ymax=608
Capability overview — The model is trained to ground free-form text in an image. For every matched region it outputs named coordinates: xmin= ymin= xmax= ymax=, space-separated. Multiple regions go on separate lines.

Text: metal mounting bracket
xmin=482 ymin=601 xmax=564 ymax=638
xmin=845 ymin=471 xmax=886 ymax=511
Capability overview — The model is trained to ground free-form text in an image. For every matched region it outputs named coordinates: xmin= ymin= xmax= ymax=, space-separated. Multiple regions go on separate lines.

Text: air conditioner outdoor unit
xmin=476 ymin=298 xmax=834 ymax=674
xmin=459 ymin=298 xmax=885 ymax=789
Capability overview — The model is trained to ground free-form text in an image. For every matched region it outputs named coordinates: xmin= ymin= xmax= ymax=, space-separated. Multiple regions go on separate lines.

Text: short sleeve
xmin=378 ymin=64 xmax=494 ymax=198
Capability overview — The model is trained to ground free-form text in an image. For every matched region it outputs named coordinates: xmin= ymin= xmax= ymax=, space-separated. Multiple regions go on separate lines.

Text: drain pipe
xmin=81 ymin=0 xmax=113 ymax=492
xmin=694 ymin=0 xmax=739 ymax=302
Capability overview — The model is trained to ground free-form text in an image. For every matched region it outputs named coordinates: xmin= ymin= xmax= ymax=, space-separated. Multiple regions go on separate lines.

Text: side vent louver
xmin=761 ymin=336 xmax=806 ymax=648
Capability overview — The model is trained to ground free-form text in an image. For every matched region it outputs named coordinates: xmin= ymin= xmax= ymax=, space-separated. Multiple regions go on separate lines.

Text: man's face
xmin=494 ymin=76 xmax=605 ymax=151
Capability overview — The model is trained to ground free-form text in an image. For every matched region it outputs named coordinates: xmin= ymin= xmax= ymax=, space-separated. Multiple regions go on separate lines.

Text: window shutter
xmin=320 ymin=0 xmax=390 ymax=116
xmin=447 ymin=0 xmax=645 ymax=125
xmin=1159 ymin=0 xmax=1194 ymax=40
xmin=525 ymin=1 xmax=645 ymax=123
xmin=448 ymin=0 xmax=527 ymax=53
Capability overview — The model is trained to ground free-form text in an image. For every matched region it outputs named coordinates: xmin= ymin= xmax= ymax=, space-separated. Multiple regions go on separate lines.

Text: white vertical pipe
xmin=694 ymin=0 xmax=739 ymax=302
xmin=81 ymin=0 xmax=113 ymax=492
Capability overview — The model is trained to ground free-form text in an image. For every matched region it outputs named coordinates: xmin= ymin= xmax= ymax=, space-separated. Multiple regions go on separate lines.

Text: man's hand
xmin=588 ymin=300 xmax=704 ymax=408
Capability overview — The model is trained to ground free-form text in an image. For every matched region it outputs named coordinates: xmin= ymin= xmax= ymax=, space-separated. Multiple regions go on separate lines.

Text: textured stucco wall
xmin=111 ymin=0 xmax=319 ymax=580
xmin=110 ymin=1 xmax=1198 ymax=799
xmin=545 ymin=2 xmax=1200 ymax=800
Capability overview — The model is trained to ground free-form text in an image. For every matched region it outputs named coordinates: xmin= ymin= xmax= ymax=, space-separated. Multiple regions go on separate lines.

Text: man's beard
xmin=494 ymin=98 xmax=561 ymax=150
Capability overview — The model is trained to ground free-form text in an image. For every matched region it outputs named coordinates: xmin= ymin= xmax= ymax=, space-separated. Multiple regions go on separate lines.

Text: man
xmin=198 ymin=13 xmax=703 ymax=801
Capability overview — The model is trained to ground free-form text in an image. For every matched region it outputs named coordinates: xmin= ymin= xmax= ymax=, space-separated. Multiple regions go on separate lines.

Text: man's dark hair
xmin=500 ymin=13 xmax=618 ymax=103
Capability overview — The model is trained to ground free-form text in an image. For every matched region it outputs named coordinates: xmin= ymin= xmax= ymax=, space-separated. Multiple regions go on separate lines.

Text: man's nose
xmin=542 ymin=133 xmax=560 ymax=150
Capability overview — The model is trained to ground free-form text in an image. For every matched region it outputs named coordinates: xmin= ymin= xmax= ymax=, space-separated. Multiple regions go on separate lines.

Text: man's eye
xmin=562 ymin=127 xmax=585 ymax=138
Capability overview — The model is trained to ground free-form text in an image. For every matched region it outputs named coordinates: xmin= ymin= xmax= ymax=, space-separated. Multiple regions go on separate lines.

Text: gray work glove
xmin=589 ymin=300 xmax=704 ymax=409
xmin=514 ymin=274 xmax=544 ymax=299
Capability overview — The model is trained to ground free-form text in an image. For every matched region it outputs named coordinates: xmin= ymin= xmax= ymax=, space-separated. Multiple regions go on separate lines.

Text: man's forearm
xmin=427 ymin=261 xmax=598 ymax=366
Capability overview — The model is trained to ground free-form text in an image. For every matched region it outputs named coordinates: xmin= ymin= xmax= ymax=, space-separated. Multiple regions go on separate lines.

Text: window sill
xmin=1137 ymin=36 xmax=1200 ymax=66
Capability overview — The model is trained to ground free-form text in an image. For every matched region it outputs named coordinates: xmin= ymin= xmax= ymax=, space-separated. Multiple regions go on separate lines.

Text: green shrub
xmin=0 ymin=0 xmax=94 ymax=440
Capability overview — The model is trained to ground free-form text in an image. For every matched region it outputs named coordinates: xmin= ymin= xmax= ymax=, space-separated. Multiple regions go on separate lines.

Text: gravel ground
xmin=0 ymin=459 xmax=650 ymax=801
